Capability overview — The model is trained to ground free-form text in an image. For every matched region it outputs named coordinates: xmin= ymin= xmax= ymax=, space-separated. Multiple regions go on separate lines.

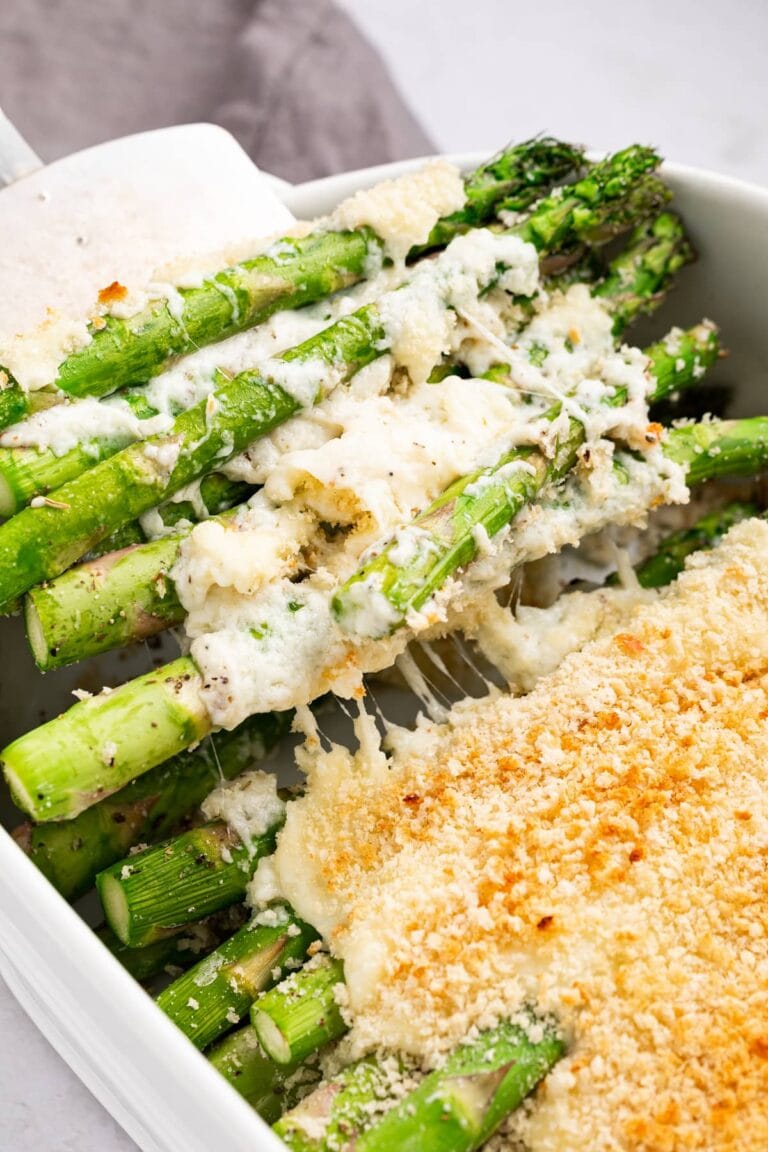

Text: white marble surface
xmin=2 ymin=1 xmax=768 ymax=1148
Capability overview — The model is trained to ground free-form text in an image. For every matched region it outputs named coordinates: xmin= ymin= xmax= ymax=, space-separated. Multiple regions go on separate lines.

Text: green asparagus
xmin=208 ymin=1023 xmax=318 ymax=1119
xmin=12 ymin=711 xmax=290 ymax=898
xmin=353 ymin=1014 xmax=564 ymax=1152
xmin=157 ymin=908 xmax=317 ymax=1049
xmin=97 ymin=816 xmax=282 ymax=947
xmin=632 ymin=501 xmax=760 ymax=588
xmin=252 ymin=955 xmax=347 ymax=1066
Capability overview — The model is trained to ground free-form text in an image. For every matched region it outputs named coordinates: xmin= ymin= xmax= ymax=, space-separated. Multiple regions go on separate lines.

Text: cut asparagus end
xmin=97 ymin=819 xmax=278 ymax=947
xmin=23 ymin=596 xmax=48 ymax=670
xmin=0 ymin=472 xmax=20 ymax=519
xmin=252 ymin=955 xmax=347 ymax=1066
xmin=253 ymin=1009 xmax=293 ymax=1065
xmin=0 ymin=655 xmax=210 ymax=821
xmin=156 ymin=912 xmax=318 ymax=1051
xmin=98 ymin=872 xmax=131 ymax=943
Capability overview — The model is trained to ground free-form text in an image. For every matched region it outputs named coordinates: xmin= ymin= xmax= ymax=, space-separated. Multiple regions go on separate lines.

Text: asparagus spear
xmin=11 ymin=711 xmax=290 ymax=899
xmin=0 ymin=139 xmax=584 ymax=438
xmin=96 ymin=917 xmax=238 ymax=983
xmin=332 ymin=323 xmax=720 ymax=635
xmin=274 ymin=1055 xmax=415 ymax=1151
xmin=4 ymin=656 xmax=212 ymax=821
xmin=97 ymin=814 xmax=282 ymax=947
xmin=26 ymin=531 xmax=189 ymax=671
xmin=252 ymin=955 xmax=347 ymax=1065
xmin=593 ymin=212 xmax=693 ymax=333
xmin=413 ymin=137 xmax=585 ymax=257
xmin=209 ymin=1023 xmax=319 ymax=1120
xmin=352 ymin=1014 xmax=564 ymax=1152
xmin=0 ymin=413 xmax=255 ymax=525
xmin=157 ymin=907 xmax=318 ymax=1049
xmin=632 ymin=501 xmax=760 ymax=588
xmin=0 ymin=146 xmax=663 ymax=611
xmin=664 ymin=414 xmax=768 ymax=483
xmin=9 ymin=409 xmax=765 ymax=824
xmin=24 ymin=484 xmax=261 ymax=671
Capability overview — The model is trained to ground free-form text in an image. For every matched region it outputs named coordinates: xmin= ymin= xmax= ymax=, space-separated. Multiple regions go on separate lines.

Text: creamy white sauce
xmin=174 ymin=238 xmax=685 ymax=726
xmin=201 ymin=768 xmax=285 ymax=847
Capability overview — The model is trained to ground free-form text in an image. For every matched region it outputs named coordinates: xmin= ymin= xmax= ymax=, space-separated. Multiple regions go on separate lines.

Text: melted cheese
xmin=176 ymin=253 xmax=683 ymax=725
xmin=328 ymin=160 xmax=466 ymax=261
xmin=201 ymin=768 xmax=285 ymax=846
xmin=272 ymin=519 xmax=768 ymax=1149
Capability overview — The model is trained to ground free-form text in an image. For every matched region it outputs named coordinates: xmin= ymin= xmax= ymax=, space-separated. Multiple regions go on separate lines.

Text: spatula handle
xmin=0 ymin=107 xmax=42 ymax=188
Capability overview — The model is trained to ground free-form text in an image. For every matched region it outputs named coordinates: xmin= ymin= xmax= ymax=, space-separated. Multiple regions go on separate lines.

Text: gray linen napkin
xmin=0 ymin=0 xmax=432 ymax=179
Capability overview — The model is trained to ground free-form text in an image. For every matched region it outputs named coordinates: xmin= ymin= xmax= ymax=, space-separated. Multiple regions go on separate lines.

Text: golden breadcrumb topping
xmin=275 ymin=519 xmax=768 ymax=1151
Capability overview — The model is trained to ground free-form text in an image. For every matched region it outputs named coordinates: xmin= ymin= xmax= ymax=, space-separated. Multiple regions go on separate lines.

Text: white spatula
xmin=0 ymin=115 xmax=296 ymax=388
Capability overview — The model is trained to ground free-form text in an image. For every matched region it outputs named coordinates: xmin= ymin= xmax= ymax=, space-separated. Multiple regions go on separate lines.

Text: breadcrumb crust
xmin=277 ymin=519 xmax=768 ymax=1151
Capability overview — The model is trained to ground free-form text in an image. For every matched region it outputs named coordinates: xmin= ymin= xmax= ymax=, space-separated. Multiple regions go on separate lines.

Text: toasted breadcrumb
xmin=276 ymin=519 xmax=768 ymax=1150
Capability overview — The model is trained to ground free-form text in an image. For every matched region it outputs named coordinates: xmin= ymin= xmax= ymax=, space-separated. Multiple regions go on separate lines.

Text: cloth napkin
xmin=0 ymin=0 xmax=433 ymax=180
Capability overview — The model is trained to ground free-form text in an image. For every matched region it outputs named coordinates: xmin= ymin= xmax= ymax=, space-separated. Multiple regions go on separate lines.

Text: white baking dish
xmin=1 ymin=142 xmax=768 ymax=1152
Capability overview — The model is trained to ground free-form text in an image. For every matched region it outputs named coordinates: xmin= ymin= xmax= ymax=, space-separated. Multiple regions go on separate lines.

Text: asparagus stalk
xmin=4 ymin=656 xmax=211 ymax=821
xmin=632 ymin=501 xmax=760 ymax=588
xmin=332 ymin=323 xmax=720 ymax=635
xmin=157 ymin=908 xmax=318 ymax=1049
xmin=664 ymin=414 xmax=768 ymax=483
xmin=593 ymin=212 xmax=693 ymax=333
xmin=209 ymin=1023 xmax=318 ymax=1120
xmin=0 ymin=424 xmax=255 ymax=526
xmin=0 ymin=146 xmax=663 ymax=610
xmin=252 ymin=955 xmax=347 ymax=1066
xmin=274 ymin=1055 xmax=414 ymax=1151
xmin=26 ymin=532 xmax=189 ymax=671
xmin=97 ymin=814 xmax=282 ymax=947
xmin=0 ymin=139 xmax=584 ymax=439
xmin=96 ymin=917 xmax=237 ymax=983
xmin=352 ymin=1014 xmax=565 ymax=1152
xmin=645 ymin=321 xmax=721 ymax=398
xmin=25 ymin=496 xmax=252 ymax=671
xmin=11 ymin=711 xmax=289 ymax=898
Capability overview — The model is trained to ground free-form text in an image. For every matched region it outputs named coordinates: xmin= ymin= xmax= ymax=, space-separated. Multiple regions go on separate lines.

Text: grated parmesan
xmin=328 ymin=160 xmax=466 ymax=262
